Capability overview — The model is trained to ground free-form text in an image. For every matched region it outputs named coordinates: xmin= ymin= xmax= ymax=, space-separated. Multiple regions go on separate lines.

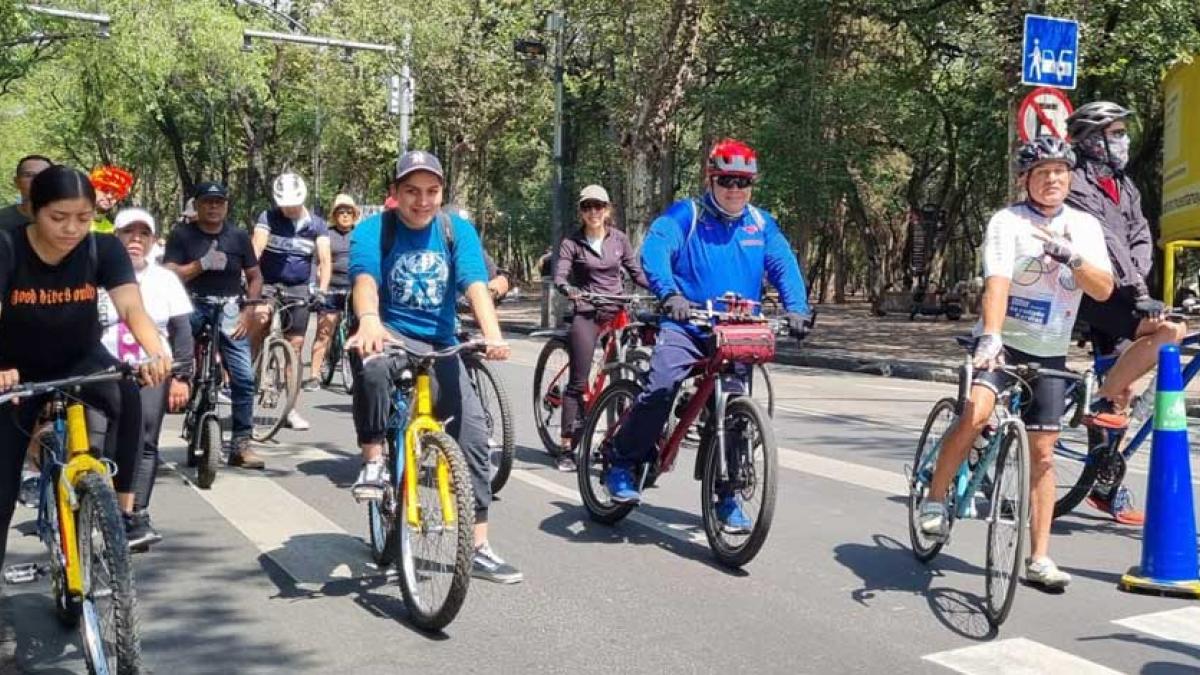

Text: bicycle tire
xmin=340 ymin=350 xmax=356 ymax=393
xmin=196 ymin=416 xmax=221 ymax=489
xmin=252 ymin=339 xmax=299 ymax=442
xmin=76 ymin=472 xmax=142 ymax=674
xmin=367 ymin=434 xmax=400 ymax=566
xmin=466 ymin=358 xmax=515 ymax=495
xmin=577 ymin=381 xmax=640 ymax=525
xmin=1053 ymin=422 xmax=1106 ymax=518
xmin=40 ymin=438 xmax=79 ymax=627
xmin=908 ymin=397 xmax=957 ymax=563
xmin=749 ymin=363 xmax=775 ymax=418
xmin=320 ymin=338 xmax=339 ymax=388
xmin=985 ymin=425 xmax=1029 ymax=627
xmin=397 ymin=431 xmax=474 ymax=632
xmin=532 ymin=338 xmax=570 ymax=455
xmin=699 ymin=397 xmax=777 ymax=568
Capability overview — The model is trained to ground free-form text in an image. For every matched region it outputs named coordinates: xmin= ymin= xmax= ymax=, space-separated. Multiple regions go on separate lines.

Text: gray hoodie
xmin=1065 ymin=161 xmax=1152 ymax=296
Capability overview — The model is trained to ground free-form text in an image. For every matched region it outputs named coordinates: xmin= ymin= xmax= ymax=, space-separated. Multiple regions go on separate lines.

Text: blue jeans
xmin=611 ymin=326 xmax=745 ymax=467
xmin=190 ymin=312 xmax=254 ymax=439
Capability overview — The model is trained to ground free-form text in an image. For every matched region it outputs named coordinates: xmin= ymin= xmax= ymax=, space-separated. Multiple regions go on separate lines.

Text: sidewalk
xmin=494 ymin=299 xmax=1100 ymax=383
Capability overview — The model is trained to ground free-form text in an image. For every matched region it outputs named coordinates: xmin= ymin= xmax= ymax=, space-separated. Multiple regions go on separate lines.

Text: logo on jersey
xmin=388 ymin=250 xmax=449 ymax=310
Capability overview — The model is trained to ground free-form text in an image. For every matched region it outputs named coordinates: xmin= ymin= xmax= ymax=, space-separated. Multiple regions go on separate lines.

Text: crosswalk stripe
xmin=1112 ymin=607 xmax=1200 ymax=649
xmin=922 ymin=637 xmax=1125 ymax=674
xmin=778 ymin=446 xmax=908 ymax=496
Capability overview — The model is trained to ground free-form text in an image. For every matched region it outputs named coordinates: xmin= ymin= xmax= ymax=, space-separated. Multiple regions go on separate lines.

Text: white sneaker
xmin=351 ymin=460 xmax=388 ymax=501
xmin=918 ymin=501 xmax=950 ymax=542
xmin=285 ymin=409 xmax=310 ymax=431
xmin=1026 ymin=557 xmax=1071 ymax=589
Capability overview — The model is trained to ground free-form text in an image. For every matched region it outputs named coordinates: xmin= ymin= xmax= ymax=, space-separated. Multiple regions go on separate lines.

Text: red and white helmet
xmin=707 ymin=138 xmax=758 ymax=177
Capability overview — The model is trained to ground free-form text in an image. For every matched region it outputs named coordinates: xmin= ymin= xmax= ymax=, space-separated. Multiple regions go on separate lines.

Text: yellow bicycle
xmin=363 ymin=341 xmax=480 ymax=631
xmin=2 ymin=364 xmax=143 ymax=674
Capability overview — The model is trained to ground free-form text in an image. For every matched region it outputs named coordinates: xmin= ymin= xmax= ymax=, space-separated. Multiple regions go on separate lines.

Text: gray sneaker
xmin=285 ymin=409 xmax=310 ymax=431
xmin=1026 ymin=557 xmax=1071 ymax=589
xmin=471 ymin=544 xmax=523 ymax=584
xmin=918 ymin=501 xmax=950 ymax=542
xmin=351 ymin=460 xmax=388 ymax=502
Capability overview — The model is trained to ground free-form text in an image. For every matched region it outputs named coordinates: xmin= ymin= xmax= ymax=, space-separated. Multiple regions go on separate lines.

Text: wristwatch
xmin=1067 ymin=254 xmax=1084 ymax=270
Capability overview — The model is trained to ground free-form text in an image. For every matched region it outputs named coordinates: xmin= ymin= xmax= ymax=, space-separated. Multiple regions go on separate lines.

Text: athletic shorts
xmin=974 ymin=347 xmax=1066 ymax=432
xmin=1080 ymin=293 xmax=1141 ymax=348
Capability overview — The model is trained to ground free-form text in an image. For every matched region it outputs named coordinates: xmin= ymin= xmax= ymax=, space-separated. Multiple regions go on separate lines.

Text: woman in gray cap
xmin=552 ymin=184 xmax=647 ymax=471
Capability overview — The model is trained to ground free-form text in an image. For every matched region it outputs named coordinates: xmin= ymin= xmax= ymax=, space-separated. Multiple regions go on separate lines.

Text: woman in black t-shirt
xmin=0 ymin=166 xmax=171 ymax=564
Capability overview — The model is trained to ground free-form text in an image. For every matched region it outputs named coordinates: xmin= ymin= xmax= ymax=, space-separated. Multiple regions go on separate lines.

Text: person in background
xmin=0 ymin=155 xmax=53 ymax=231
xmin=306 ymin=193 xmax=359 ymax=390
xmin=88 ymin=165 xmax=134 ymax=234
xmin=100 ymin=208 xmax=194 ymax=549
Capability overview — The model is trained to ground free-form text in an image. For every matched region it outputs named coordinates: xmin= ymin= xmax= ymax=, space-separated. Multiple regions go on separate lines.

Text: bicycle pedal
xmin=3 ymin=562 xmax=44 ymax=584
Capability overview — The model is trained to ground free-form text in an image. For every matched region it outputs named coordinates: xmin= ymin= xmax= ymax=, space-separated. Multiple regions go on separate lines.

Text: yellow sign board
xmin=1162 ymin=57 xmax=1200 ymax=243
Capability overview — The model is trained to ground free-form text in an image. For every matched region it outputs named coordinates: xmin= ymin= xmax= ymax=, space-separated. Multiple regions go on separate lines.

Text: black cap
xmin=394 ymin=150 xmax=444 ymax=183
xmin=194 ymin=181 xmax=229 ymax=200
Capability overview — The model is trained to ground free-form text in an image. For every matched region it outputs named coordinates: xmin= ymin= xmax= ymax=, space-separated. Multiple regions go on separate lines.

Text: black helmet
xmin=1066 ymin=101 xmax=1132 ymax=142
xmin=1016 ymin=135 xmax=1076 ymax=175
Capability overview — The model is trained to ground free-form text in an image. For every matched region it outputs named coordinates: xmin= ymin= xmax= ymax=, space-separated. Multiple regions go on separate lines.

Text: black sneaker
xmin=471 ymin=544 xmax=523 ymax=584
xmin=123 ymin=512 xmax=162 ymax=552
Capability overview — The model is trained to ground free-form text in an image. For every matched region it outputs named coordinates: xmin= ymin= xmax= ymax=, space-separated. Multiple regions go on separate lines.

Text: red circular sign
xmin=1017 ymin=87 xmax=1075 ymax=143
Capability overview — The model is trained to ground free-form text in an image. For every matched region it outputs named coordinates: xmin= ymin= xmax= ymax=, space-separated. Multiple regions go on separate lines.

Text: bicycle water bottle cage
xmin=712 ymin=323 xmax=775 ymax=364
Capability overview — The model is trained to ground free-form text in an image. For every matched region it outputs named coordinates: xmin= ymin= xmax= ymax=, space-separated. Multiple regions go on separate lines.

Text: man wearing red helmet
xmin=601 ymin=139 xmax=811 ymax=531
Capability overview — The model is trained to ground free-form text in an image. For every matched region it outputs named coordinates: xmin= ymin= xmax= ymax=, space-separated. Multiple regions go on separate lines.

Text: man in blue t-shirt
xmin=250 ymin=172 xmax=332 ymax=430
xmin=347 ymin=150 xmax=521 ymax=584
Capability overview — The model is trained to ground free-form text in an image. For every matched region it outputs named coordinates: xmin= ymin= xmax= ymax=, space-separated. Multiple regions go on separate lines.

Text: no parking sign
xmin=1017 ymin=87 xmax=1074 ymax=143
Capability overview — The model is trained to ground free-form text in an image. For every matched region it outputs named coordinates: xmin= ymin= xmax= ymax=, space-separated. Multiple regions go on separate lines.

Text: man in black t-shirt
xmin=0 ymin=155 xmax=53 ymax=232
xmin=163 ymin=182 xmax=266 ymax=469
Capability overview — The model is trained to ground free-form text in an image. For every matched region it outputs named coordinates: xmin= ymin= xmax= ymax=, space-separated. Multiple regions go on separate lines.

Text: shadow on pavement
xmin=1078 ymin=630 xmax=1200 ymax=671
xmin=7 ymin=590 xmax=82 ymax=674
xmin=538 ymin=500 xmax=748 ymax=577
xmin=833 ymin=534 xmax=996 ymax=641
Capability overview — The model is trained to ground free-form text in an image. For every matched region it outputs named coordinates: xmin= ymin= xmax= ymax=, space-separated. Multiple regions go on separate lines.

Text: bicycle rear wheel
xmin=1052 ymin=408 xmax=1107 ymax=518
xmin=908 ymin=397 xmax=957 ymax=562
xmin=367 ymin=435 xmax=400 ymax=566
xmin=577 ymin=381 xmax=640 ymax=525
xmin=252 ymin=339 xmax=299 ymax=442
xmin=466 ymin=358 xmax=515 ymax=495
xmin=700 ymin=397 xmax=777 ymax=568
xmin=195 ymin=416 xmax=221 ymax=489
xmin=320 ymin=338 xmax=339 ymax=388
xmin=397 ymin=431 xmax=474 ymax=632
xmin=533 ymin=338 xmax=570 ymax=455
xmin=984 ymin=425 xmax=1029 ymax=627
xmin=76 ymin=472 xmax=142 ymax=674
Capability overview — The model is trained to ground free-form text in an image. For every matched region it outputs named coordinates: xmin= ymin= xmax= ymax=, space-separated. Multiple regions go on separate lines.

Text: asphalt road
xmin=4 ymin=335 xmax=1200 ymax=674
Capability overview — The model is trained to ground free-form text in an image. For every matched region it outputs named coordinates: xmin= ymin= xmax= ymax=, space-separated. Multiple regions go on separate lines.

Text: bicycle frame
xmin=185 ymin=303 xmax=224 ymax=436
xmin=544 ymin=308 xmax=634 ymax=412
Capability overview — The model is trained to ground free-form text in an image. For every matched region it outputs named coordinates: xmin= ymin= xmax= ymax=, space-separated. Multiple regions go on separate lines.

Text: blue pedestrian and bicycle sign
xmin=1022 ymin=14 xmax=1079 ymax=90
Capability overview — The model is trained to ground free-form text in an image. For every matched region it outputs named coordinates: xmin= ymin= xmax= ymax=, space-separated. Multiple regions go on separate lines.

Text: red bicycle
xmin=576 ymin=297 xmax=813 ymax=568
xmin=531 ymin=293 xmax=652 ymax=456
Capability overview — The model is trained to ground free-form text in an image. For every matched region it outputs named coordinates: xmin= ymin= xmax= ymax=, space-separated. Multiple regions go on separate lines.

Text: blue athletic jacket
xmin=641 ymin=195 xmax=810 ymax=327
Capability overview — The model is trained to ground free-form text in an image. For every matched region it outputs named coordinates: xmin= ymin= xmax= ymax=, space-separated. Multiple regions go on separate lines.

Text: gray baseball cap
xmin=395 ymin=150 xmax=444 ymax=183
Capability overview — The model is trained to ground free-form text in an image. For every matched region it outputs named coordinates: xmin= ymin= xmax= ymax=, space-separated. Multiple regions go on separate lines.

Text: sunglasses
xmin=334 ymin=208 xmax=356 ymax=217
xmin=579 ymin=201 xmax=608 ymax=212
xmin=715 ymin=175 xmax=754 ymax=189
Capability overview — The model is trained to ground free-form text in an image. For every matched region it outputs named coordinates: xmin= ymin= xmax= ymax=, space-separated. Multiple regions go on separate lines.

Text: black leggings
xmin=0 ymin=346 xmax=141 ymax=566
xmin=560 ymin=311 xmax=608 ymax=443
xmin=91 ymin=382 xmax=167 ymax=512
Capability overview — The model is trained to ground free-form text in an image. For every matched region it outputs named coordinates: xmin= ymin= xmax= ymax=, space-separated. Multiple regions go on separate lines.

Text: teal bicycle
xmin=318 ymin=291 xmax=354 ymax=392
xmin=907 ymin=339 xmax=1088 ymax=626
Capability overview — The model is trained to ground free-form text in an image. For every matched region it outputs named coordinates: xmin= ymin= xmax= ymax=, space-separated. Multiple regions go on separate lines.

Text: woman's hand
xmin=168 ymin=378 xmax=190 ymax=412
xmin=0 ymin=369 xmax=20 ymax=393
xmin=139 ymin=351 xmax=172 ymax=388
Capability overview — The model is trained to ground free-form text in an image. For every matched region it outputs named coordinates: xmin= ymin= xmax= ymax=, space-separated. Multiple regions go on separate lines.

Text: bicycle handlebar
xmin=368 ymin=340 xmax=488 ymax=365
xmin=0 ymin=358 xmax=187 ymax=405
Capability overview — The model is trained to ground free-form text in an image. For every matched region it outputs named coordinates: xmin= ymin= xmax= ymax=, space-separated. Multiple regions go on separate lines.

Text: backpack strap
xmin=380 ymin=208 xmax=456 ymax=262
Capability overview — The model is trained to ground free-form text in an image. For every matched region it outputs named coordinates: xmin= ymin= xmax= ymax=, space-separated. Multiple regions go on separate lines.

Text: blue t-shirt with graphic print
xmin=348 ymin=210 xmax=489 ymax=344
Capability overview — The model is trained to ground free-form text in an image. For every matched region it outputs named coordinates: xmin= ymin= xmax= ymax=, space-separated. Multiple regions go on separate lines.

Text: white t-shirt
xmin=980 ymin=203 xmax=1111 ymax=357
xmin=98 ymin=263 xmax=193 ymax=363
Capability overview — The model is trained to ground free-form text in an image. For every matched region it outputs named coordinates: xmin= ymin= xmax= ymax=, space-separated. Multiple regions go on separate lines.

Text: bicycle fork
xmin=403 ymin=374 xmax=459 ymax=530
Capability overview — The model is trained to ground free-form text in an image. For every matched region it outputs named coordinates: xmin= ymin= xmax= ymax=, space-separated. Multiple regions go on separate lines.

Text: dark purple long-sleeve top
xmin=554 ymin=226 xmax=648 ymax=311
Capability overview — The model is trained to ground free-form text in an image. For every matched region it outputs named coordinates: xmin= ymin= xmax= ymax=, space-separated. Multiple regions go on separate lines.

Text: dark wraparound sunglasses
xmin=715 ymin=175 xmax=754 ymax=189
xmin=579 ymin=201 xmax=608 ymax=212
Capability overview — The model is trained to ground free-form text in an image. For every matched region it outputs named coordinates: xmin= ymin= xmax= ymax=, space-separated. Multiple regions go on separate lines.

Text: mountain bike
xmin=907 ymin=339 xmax=1087 ymax=626
xmin=250 ymin=284 xmax=307 ymax=442
xmin=363 ymin=341 xmax=481 ymax=631
xmin=577 ymin=297 xmax=810 ymax=568
xmin=532 ymin=293 xmax=651 ymax=457
xmin=181 ymin=296 xmax=238 ymax=489
xmin=458 ymin=330 xmax=514 ymax=495
xmin=2 ymin=364 xmax=146 ymax=674
xmin=318 ymin=291 xmax=355 ymax=392
xmin=1052 ymin=306 xmax=1198 ymax=518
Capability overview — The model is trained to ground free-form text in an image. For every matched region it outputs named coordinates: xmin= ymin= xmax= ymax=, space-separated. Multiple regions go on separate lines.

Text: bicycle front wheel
xmin=984 ymin=425 xmax=1029 ymax=627
xmin=577 ymin=381 xmax=641 ymax=525
xmin=466 ymin=358 xmax=515 ymax=495
xmin=532 ymin=338 xmax=570 ymax=455
xmin=320 ymin=339 xmax=339 ymax=388
xmin=196 ymin=416 xmax=221 ymax=489
xmin=252 ymin=339 xmax=299 ymax=442
xmin=397 ymin=431 xmax=475 ymax=632
xmin=908 ymin=397 xmax=956 ymax=562
xmin=700 ymin=397 xmax=777 ymax=568
xmin=748 ymin=363 xmax=775 ymax=418
xmin=76 ymin=472 xmax=142 ymax=674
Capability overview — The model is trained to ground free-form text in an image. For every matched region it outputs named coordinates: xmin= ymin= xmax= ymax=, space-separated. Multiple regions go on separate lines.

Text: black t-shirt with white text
xmin=0 ymin=226 xmax=136 ymax=379
xmin=163 ymin=221 xmax=258 ymax=297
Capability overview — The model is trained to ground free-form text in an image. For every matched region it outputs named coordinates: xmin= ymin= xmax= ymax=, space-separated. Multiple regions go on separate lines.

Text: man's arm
xmin=763 ymin=219 xmax=810 ymax=314
xmin=641 ymin=209 xmax=686 ymax=300
xmin=1073 ymin=262 xmax=1114 ymax=302
xmin=251 ymin=228 xmax=269 ymax=259
xmin=243 ymin=264 xmax=263 ymax=301
xmin=979 ymin=276 xmax=1010 ymax=334
xmin=315 ymin=237 xmax=332 ymax=291
xmin=1126 ymin=186 xmax=1154 ymax=284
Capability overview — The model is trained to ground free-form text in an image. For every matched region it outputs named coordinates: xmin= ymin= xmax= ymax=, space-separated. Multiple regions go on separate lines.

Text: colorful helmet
xmin=1016 ymin=135 xmax=1076 ymax=175
xmin=1067 ymin=101 xmax=1132 ymax=142
xmin=707 ymin=139 xmax=758 ymax=177
xmin=89 ymin=165 xmax=134 ymax=201
xmin=272 ymin=172 xmax=308 ymax=207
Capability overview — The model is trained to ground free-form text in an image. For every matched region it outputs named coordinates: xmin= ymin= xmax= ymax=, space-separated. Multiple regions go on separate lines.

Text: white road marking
xmin=922 ymin=637 xmax=1124 ymax=674
xmin=778 ymin=446 xmax=908 ymax=496
xmin=1112 ymin=607 xmax=1200 ymax=649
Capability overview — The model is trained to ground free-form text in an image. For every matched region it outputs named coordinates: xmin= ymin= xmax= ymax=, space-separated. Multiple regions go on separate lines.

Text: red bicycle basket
xmin=713 ymin=323 xmax=775 ymax=364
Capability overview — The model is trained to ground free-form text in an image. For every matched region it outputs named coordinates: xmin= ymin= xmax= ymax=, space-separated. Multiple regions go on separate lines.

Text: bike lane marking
xmin=922 ymin=637 xmax=1124 ymax=674
xmin=1112 ymin=607 xmax=1200 ymax=649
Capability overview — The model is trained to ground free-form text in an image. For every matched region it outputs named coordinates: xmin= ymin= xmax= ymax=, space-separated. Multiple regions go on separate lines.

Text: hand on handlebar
xmin=972 ymin=333 xmax=1005 ymax=371
xmin=347 ymin=316 xmax=400 ymax=357
xmin=557 ymin=284 xmax=581 ymax=301
xmin=663 ymin=294 xmax=691 ymax=322
xmin=484 ymin=339 xmax=511 ymax=361
xmin=0 ymin=369 xmax=19 ymax=395
xmin=1134 ymin=295 xmax=1166 ymax=320
xmin=785 ymin=312 xmax=812 ymax=340
xmin=138 ymin=351 xmax=172 ymax=388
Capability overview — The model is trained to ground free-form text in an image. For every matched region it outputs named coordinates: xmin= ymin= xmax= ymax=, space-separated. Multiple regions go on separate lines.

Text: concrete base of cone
xmin=1119 ymin=566 xmax=1200 ymax=599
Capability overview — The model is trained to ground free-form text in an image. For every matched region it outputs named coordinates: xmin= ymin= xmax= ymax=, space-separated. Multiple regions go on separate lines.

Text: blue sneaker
xmin=716 ymin=495 xmax=752 ymax=534
xmin=604 ymin=466 xmax=641 ymax=505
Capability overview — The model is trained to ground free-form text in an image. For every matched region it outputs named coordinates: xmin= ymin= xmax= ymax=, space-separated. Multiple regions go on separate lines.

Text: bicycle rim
xmin=749 ymin=363 xmax=775 ymax=418
xmin=533 ymin=339 xmax=570 ymax=454
xmin=908 ymin=398 xmax=957 ymax=562
xmin=77 ymin=473 xmax=141 ymax=674
xmin=985 ymin=427 xmax=1028 ymax=627
xmin=398 ymin=431 xmax=474 ymax=632
xmin=469 ymin=360 xmax=515 ymax=495
xmin=700 ymin=397 xmax=777 ymax=568
xmin=577 ymin=381 xmax=639 ymax=525
xmin=196 ymin=417 xmax=221 ymax=489
xmin=252 ymin=340 xmax=297 ymax=441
